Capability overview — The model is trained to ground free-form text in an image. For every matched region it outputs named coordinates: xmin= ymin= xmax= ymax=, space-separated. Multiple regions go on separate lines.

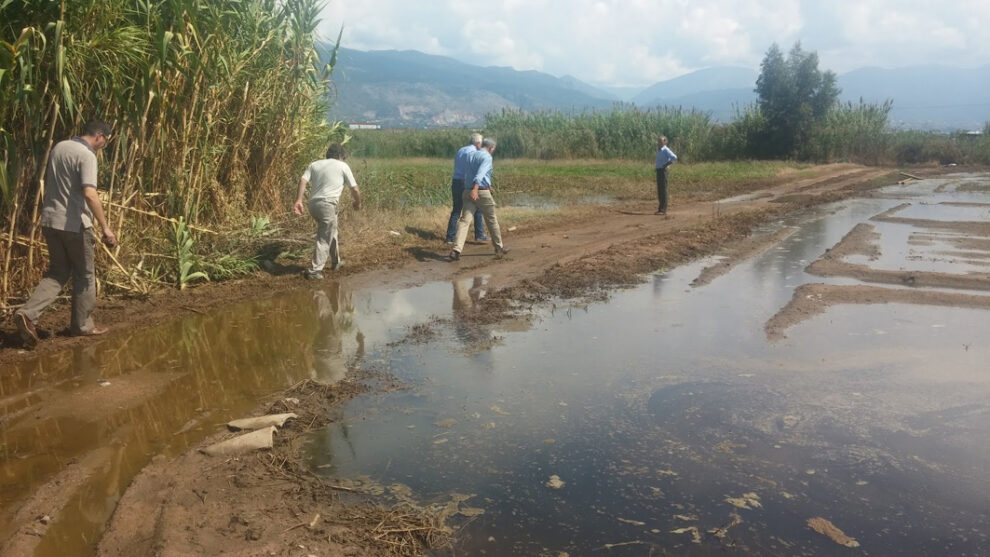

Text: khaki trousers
xmin=453 ymin=189 xmax=503 ymax=253
xmin=307 ymin=197 xmax=339 ymax=272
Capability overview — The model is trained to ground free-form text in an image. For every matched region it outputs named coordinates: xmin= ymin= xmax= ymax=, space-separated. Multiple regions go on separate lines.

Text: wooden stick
xmin=899 ymin=172 xmax=922 ymax=180
xmin=105 ymin=201 xmax=217 ymax=234
xmin=94 ymin=233 xmax=145 ymax=291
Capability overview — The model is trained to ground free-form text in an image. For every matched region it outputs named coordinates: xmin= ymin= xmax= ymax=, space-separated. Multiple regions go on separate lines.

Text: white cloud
xmin=318 ymin=0 xmax=990 ymax=86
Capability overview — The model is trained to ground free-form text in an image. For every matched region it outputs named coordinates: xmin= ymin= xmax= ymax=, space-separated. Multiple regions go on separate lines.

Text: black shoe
xmin=495 ymin=246 xmax=510 ymax=258
xmin=448 ymin=250 xmax=461 ymax=262
xmin=15 ymin=312 xmax=39 ymax=349
xmin=303 ymin=270 xmax=324 ymax=280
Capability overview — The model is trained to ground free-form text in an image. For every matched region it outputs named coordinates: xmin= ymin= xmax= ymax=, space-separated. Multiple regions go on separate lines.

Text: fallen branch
xmin=106 ymin=201 xmax=217 ymax=234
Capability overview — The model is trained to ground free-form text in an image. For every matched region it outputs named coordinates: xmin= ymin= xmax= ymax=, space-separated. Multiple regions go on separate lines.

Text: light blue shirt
xmin=466 ymin=148 xmax=493 ymax=189
xmin=452 ymin=144 xmax=477 ymax=180
xmin=655 ymin=145 xmax=677 ymax=169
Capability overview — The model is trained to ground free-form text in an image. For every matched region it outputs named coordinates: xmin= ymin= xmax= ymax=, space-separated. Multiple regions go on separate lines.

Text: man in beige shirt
xmin=15 ymin=120 xmax=118 ymax=348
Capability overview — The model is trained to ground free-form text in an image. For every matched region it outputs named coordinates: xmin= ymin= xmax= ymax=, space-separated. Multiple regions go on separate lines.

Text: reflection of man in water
xmin=311 ymin=283 xmax=359 ymax=384
xmin=452 ymin=276 xmax=486 ymax=312
xmin=450 ymin=277 xmax=498 ymax=362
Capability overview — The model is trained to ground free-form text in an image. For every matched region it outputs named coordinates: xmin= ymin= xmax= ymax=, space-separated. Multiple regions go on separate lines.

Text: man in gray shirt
xmin=15 ymin=120 xmax=119 ymax=348
xmin=294 ymin=143 xmax=362 ymax=279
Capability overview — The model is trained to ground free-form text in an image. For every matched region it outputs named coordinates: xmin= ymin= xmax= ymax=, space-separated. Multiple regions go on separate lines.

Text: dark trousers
xmin=19 ymin=226 xmax=96 ymax=333
xmin=445 ymin=178 xmax=485 ymax=242
xmin=655 ymin=168 xmax=669 ymax=213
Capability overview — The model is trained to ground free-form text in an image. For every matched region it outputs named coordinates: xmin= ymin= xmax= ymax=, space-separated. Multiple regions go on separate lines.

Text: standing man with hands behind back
xmin=654 ymin=135 xmax=677 ymax=215
xmin=15 ymin=120 xmax=118 ymax=349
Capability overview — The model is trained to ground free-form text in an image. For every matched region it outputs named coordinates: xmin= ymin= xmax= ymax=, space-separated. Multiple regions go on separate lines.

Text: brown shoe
xmin=495 ymin=246 xmax=510 ymax=258
xmin=73 ymin=325 xmax=109 ymax=337
xmin=15 ymin=312 xmax=39 ymax=349
xmin=448 ymin=250 xmax=461 ymax=262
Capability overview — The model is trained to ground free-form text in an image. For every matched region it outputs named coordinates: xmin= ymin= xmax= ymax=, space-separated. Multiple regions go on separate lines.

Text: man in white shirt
xmin=294 ymin=144 xmax=362 ymax=279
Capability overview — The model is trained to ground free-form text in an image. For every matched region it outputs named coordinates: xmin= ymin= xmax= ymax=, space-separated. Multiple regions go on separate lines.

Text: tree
xmin=754 ymin=42 xmax=840 ymax=158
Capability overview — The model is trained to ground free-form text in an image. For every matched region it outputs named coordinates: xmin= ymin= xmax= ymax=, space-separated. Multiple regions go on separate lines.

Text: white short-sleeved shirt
xmin=41 ymin=138 xmax=98 ymax=231
xmin=302 ymin=159 xmax=357 ymax=203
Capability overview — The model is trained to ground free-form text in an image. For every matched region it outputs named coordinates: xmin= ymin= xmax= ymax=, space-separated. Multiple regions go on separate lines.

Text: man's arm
xmin=349 ymin=186 xmax=362 ymax=210
xmin=470 ymin=156 xmax=492 ymax=200
xmin=82 ymin=187 xmax=117 ymax=247
xmin=293 ymin=177 xmax=308 ymax=215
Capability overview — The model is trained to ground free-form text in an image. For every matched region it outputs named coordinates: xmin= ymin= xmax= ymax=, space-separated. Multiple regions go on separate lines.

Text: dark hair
xmin=326 ymin=144 xmax=346 ymax=160
xmin=83 ymin=120 xmax=113 ymax=137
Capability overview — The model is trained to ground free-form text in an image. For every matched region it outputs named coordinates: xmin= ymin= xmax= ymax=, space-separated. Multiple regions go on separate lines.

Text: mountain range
xmin=328 ymin=47 xmax=990 ymax=131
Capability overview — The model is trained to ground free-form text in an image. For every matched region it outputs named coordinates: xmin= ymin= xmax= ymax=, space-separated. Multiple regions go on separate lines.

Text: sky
xmin=320 ymin=0 xmax=990 ymax=88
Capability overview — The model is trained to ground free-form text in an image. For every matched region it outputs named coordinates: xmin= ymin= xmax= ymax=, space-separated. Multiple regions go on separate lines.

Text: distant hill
xmin=837 ymin=65 xmax=990 ymax=130
xmin=328 ymin=47 xmax=990 ymax=131
xmin=329 ymin=48 xmax=613 ymax=127
xmin=631 ymin=66 xmax=758 ymax=106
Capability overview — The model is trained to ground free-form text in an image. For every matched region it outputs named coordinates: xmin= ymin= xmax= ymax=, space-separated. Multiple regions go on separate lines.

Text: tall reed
xmin=1 ymin=0 xmax=340 ymax=305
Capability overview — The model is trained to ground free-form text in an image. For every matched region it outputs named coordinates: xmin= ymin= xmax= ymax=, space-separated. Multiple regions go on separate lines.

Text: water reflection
xmin=311 ymin=284 xmax=363 ymax=384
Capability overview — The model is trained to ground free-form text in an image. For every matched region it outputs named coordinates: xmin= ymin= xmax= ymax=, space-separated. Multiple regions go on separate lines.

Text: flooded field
xmin=310 ymin=174 xmax=990 ymax=554
xmin=2 ymin=174 xmax=989 ymax=555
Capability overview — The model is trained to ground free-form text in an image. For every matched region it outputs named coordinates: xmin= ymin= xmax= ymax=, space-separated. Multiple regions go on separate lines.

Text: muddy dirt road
xmin=6 ymin=165 xmax=990 ymax=556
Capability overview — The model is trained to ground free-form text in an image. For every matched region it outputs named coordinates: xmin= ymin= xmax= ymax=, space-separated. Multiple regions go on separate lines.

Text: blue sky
xmin=321 ymin=0 xmax=990 ymax=87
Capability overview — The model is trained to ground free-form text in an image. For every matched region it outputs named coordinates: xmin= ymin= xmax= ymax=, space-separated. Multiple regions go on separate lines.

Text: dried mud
xmin=806 ymin=223 xmax=990 ymax=291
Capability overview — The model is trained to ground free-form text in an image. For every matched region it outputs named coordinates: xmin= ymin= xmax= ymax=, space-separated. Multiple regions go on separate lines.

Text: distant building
xmin=347 ymin=122 xmax=381 ymax=130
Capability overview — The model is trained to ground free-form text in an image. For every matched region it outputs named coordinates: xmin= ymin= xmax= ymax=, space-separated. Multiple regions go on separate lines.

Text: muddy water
xmin=307 ymin=174 xmax=990 ymax=555
xmin=1 ymin=174 xmax=989 ymax=555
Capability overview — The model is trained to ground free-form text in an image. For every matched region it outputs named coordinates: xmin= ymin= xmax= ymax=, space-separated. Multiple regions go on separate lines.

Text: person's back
xmin=466 ymin=147 xmax=493 ymax=188
xmin=42 ymin=137 xmax=99 ymax=232
xmin=452 ymin=144 xmax=476 ymax=180
xmin=303 ymin=158 xmax=356 ymax=202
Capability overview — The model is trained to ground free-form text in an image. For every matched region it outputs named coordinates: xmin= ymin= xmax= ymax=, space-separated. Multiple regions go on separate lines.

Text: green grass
xmin=348 ymin=157 xmax=809 ymax=210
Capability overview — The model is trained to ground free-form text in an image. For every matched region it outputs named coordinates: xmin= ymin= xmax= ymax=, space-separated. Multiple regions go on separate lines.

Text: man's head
xmin=470 ymin=133 xmax=483 ymax=147
xmin=326 ymin=143 xmax=346 ymax=160
xmin=482 ymin=138 xmax=496 ymax=154
xmin=82 ymin=120 xmax=113 ymax=150
xmin=658 ymin=135 xmax=668 ymax=148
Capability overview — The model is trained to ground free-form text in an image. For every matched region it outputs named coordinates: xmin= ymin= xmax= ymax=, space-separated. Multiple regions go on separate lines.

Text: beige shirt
xmin=301 ymin=159 xmax=357 ymax=203
xmin=41 ymin=137 xmax=98 ymax=231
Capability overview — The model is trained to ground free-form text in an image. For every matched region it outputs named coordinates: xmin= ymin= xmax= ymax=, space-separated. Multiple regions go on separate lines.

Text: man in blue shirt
xmin=654 ymin=135 xmax=678 ymax=215
xmin=449 ymin=138 xmax=508 ymax=260
xmin=446 ymin=133 xmax=487 ymax=243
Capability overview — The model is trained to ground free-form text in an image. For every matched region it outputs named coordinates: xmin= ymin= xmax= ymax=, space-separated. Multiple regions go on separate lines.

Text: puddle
xmin=305 ymin=174 xmax=990 ymax=554
xmin=2 ymin=174 xmax=990 ymax=555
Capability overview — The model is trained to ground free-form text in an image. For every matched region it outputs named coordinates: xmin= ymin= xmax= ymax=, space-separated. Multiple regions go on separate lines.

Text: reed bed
xmin=1 ymin=0 xmax=341 ymax=305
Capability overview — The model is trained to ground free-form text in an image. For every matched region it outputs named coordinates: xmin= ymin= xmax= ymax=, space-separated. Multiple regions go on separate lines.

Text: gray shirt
xmin=301 ymin=158 xmax=358 ymax=202
xmin=41 ymin=137 xmax=98 ymax=231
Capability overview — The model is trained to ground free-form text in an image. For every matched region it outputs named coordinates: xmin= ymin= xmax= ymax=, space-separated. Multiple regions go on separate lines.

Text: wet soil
xmin=1 ymin=163 xmax=954 ymax=556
